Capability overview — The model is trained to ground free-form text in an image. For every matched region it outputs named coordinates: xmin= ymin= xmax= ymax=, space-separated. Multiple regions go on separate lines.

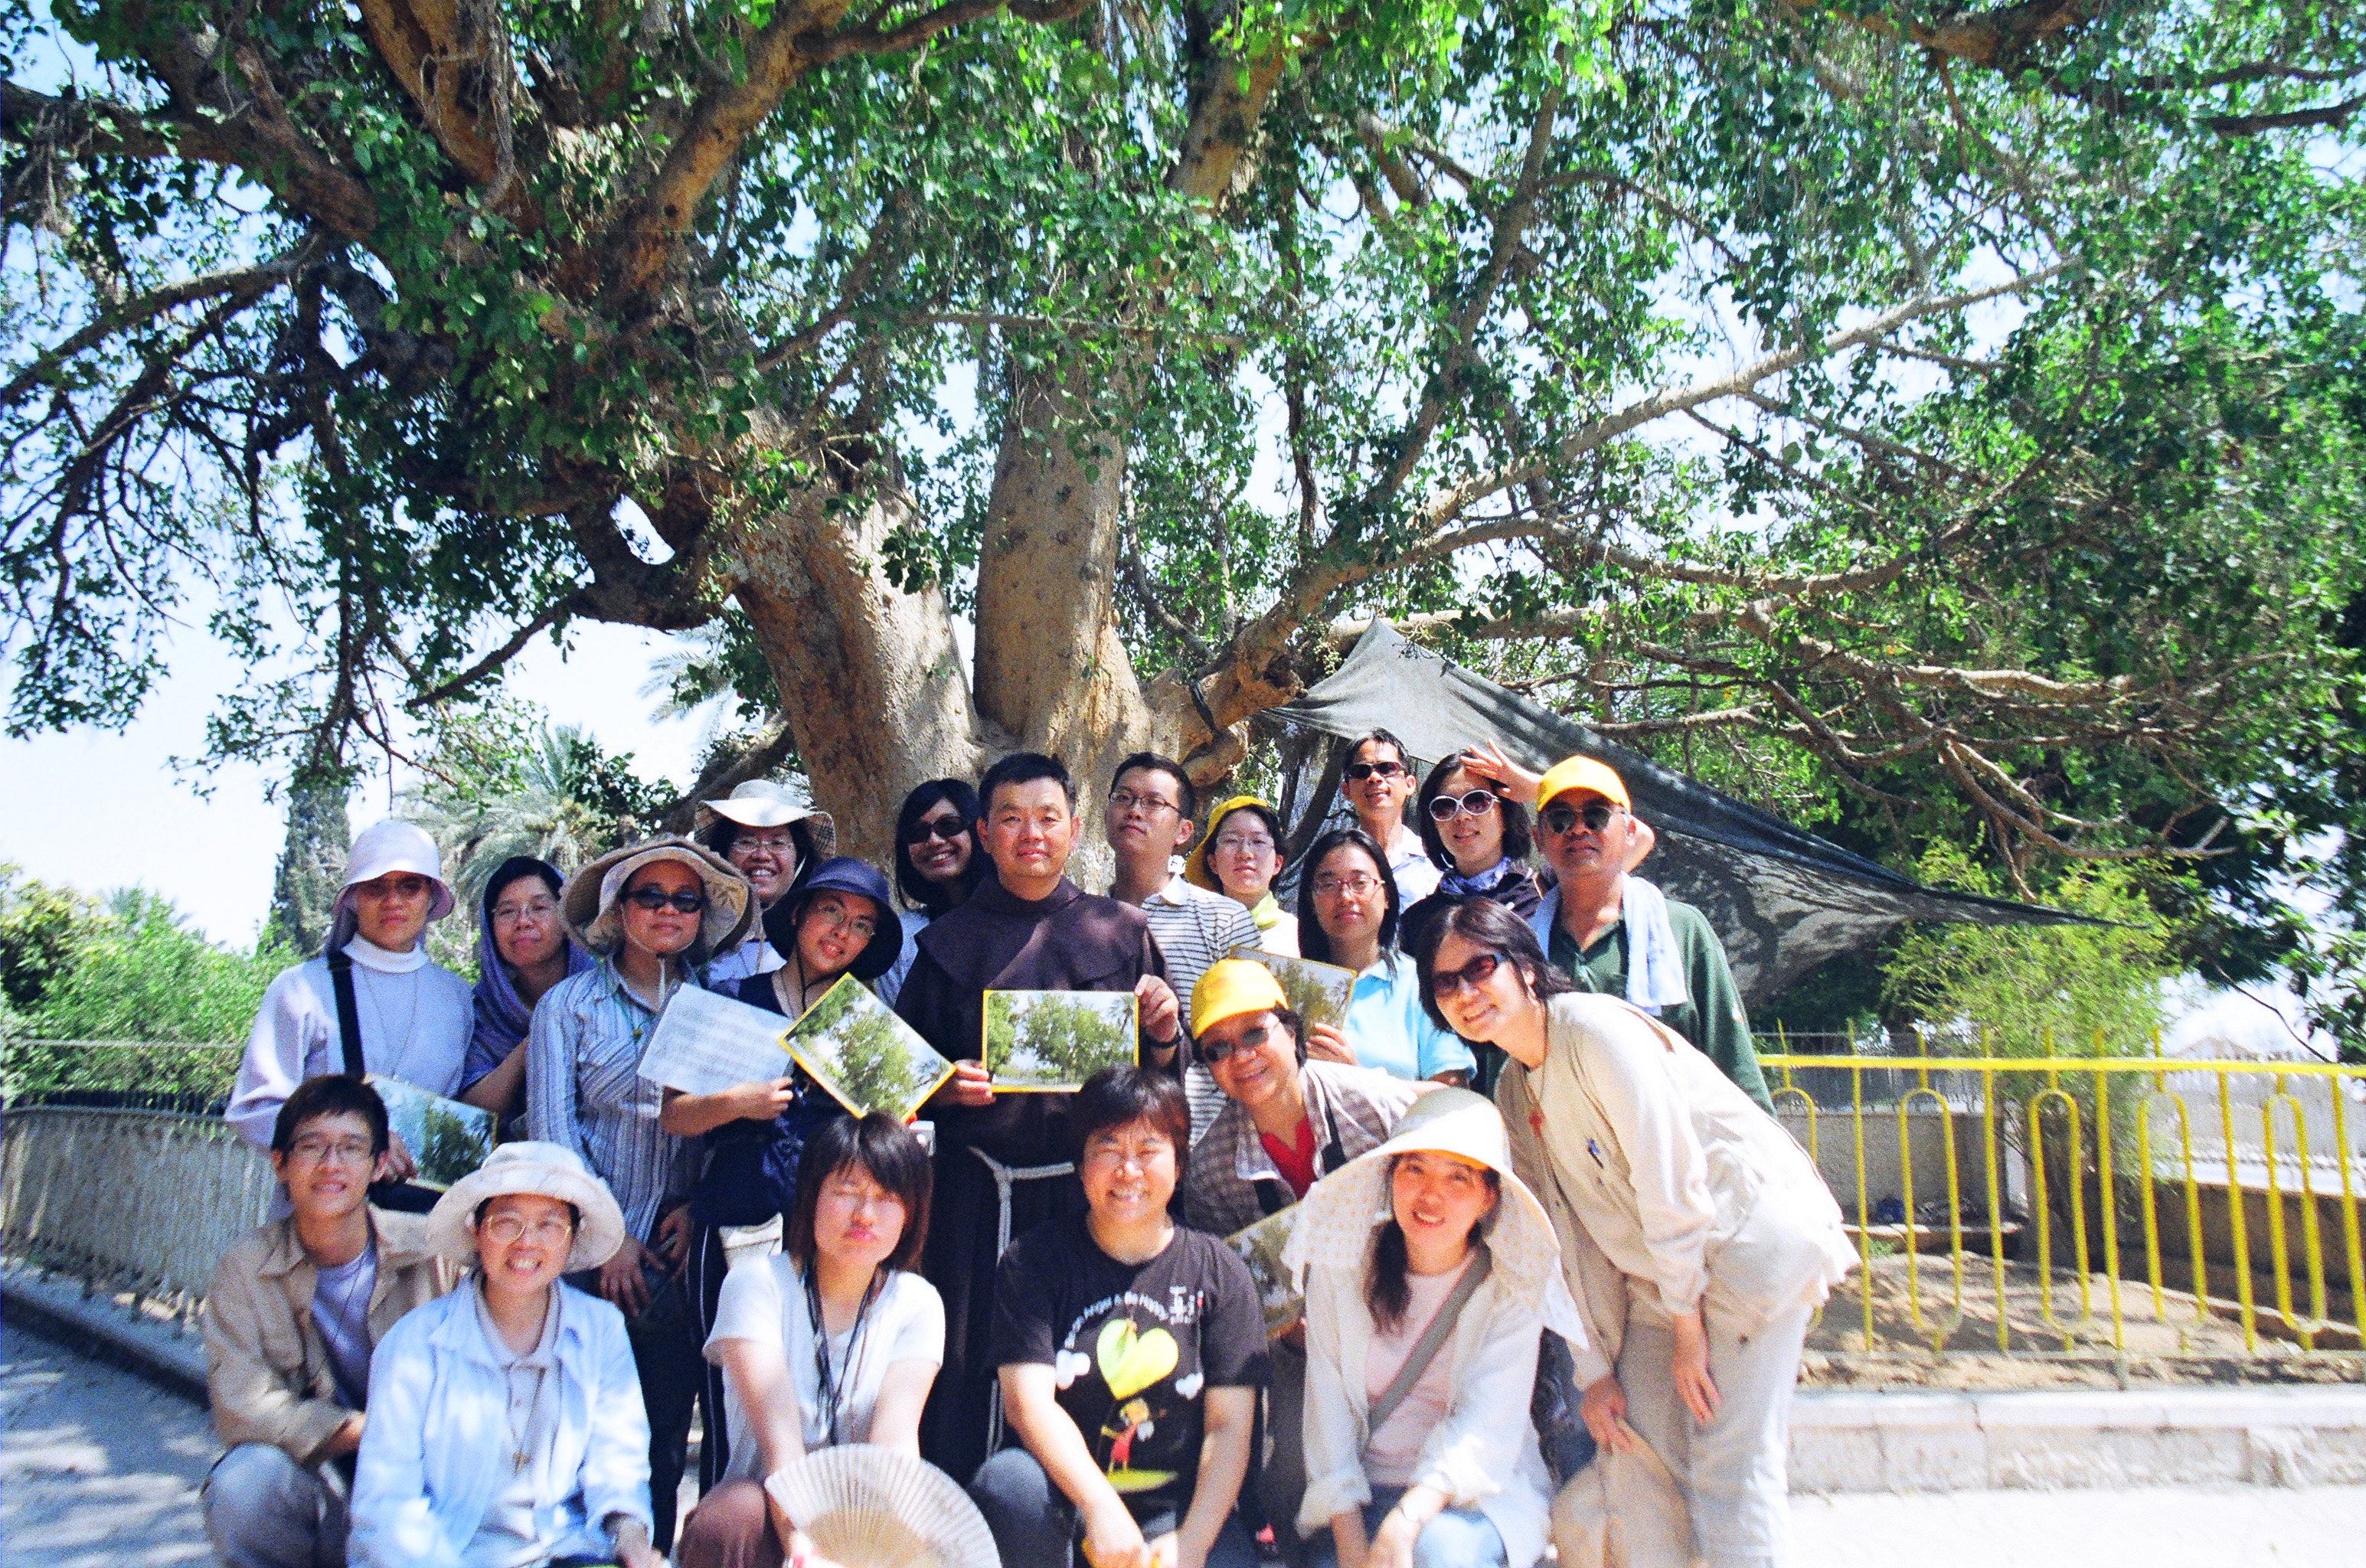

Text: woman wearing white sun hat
xmin=229 ymin=820 xmax=474 ymax=1193
xmin=697 ymin=779 xmax=837 ymax=988
xmin=349 ymin=1141 xmax=658 ymax=1568
xmin=1284 ymin=1088 xmax=1586 ymax=1568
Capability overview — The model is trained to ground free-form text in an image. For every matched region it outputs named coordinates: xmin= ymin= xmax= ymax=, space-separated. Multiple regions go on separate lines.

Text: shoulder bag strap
xmin=1365 ymin=1245 xmax=1494 ymax=1435
xmin=326 ymin=948 xmax=368 ymax=1079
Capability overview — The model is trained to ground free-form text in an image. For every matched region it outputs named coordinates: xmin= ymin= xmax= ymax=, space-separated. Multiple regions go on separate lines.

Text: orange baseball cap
xmin=1536 ymin=754 xmax=1630 ymax=811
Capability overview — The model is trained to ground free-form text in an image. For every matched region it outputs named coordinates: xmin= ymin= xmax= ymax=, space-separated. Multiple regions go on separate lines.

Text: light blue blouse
xmin=1343 ymin=951 xmax=1473 ymax=1083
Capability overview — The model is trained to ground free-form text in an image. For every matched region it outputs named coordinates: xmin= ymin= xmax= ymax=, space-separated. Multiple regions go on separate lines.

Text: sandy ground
xmin=1802 ymin=1253 xmax=2366 ymax=1390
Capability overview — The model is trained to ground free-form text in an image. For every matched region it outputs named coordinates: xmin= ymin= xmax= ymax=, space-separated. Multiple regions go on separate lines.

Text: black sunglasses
xmin=1538 ymin=802 xmax=1619 ymax=837
xmin=624 ymin=887 xmax=706 ymax=914
xmin=1431 ymin=952 xmax=1506 ymax=997
xmin=1343 ymin=759 xmax=1407 ymax=781
xmin=905 ymin=815 xmax=969 ymax=845
xmin=1199 ymin=1023 xmax=1276 ymax=1065
xmin=1426 ymin=789 xmax=1501 ymax=823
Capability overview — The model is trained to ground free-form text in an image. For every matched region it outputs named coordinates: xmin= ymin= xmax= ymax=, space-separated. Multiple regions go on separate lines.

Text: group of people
xmin=205 ymin=727 xmax=1848 ymax=1568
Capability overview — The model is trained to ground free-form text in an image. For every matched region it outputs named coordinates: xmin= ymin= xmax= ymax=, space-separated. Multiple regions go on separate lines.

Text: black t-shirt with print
xmin=989 ymin=1211 xmax=1270 ymax=1524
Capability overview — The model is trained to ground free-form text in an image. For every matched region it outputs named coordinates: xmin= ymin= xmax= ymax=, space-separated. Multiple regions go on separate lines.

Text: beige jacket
xmin=202 ymin=1209 xmax=459 ymax=1464
xmin=1498 ymin=994 xmax=1851 ymax=1384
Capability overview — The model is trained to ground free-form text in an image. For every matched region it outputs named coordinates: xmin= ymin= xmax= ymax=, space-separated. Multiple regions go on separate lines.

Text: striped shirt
xmin=525 ymin=960 xmax=701 ymax=1244
xmin=1132 ymin=874 xmax=1264 ymax=1023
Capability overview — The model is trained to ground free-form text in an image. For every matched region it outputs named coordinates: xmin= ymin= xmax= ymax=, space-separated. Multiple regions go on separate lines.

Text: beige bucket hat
xmin=699 ymin=780 xmax=838 ymax=856
xmin=1280 ymin=1087 xmax=1587 ymax=1337
xmin=426 ymin=1142 xmax=628 ymax=1272
xmin=562 ymin=835 xmax=754 ymax=964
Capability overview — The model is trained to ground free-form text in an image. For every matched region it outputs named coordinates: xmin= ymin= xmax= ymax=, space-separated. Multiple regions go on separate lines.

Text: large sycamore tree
xmin=5 ymin=0 xmax=2363 ymax=918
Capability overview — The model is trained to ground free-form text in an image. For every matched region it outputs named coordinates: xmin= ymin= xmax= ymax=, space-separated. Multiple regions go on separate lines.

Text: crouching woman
xmin=1285 ymin=1089 xmax=1580 ymax=1568
xmin=348 ymin=1143 xmax=658 ymax=1568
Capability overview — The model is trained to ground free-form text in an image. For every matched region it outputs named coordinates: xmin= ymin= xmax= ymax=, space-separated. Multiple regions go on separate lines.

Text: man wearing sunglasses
xmin=1335 ymin=730 xmax=1443 ymax=904
xmin=1175 ymin=959 xmax=1431 ymax=1563
xmin=1527 ymin=756 xmax=1774 ymax=1112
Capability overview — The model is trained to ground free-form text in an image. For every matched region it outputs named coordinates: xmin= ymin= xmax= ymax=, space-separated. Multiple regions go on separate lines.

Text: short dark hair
xmin=1413 ymin=755 xmax=1532 ymax=872
xmin=1111 ymin=753 xmax=1196 ymax=823
xmin=271 ymin=1075 xmax=391 ymax=1159
xmin=784 ymin=1114 xmax=933 ymax=1274
xmin=1346 ymin=729 xmax=1410 ymax=769
xmin=1070 ymin=1066 xmax=1191 ymax=1182
xmin=894 ymin=779 xmax=985 ymax=914
xmin=978 ymin=752 xmax=1077 ymax=817
xmin=1408 ymin=895 xmax=1577 ymax=1034
xmin=481 ymin=857 xmax=564 ymax=920
xmin=1296 ymin=827 xmax=1403 ymax=964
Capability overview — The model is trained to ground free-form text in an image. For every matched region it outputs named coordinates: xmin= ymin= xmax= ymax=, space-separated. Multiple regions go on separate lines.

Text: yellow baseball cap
xmin=1537 ymin=754 xmax=1630 ymax=811
xmin=1190 ymin=957 xmax=1290 ymax=1038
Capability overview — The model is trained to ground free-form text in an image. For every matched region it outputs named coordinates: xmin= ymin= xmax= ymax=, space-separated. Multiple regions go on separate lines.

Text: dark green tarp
xmin=1270 ymin=621 xmax=2087 ymax=1002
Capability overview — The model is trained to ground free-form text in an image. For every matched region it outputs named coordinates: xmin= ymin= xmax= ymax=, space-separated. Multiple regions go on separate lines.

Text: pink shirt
xmin=1361 ymin=1255 xmax=1472 ymax=1487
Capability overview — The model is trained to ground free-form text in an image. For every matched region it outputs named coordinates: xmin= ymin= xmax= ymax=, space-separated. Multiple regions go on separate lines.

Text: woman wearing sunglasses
xmin=1297 ymin=829 xmax=1472 ymax=1086
xmin=527 ymin=837 xmax=755 ymax=1550
xmin=876 ymin=779 xmax=986 ymax=1007
xmin=1410 ymin=898 xmax=1852 ymax=1568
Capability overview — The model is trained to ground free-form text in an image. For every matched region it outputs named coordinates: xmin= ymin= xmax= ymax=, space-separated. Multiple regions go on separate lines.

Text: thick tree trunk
xmin=732 ymin=465 xmax=994 ymax=862
xmin=972 ymin=366 xmax=1157 ymax=812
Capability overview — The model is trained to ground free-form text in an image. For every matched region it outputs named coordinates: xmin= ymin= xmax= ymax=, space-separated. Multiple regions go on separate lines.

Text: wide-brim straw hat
xmin=763 ymin=856 xmax=903 ymax=982
xmin=426 ymin=1142 xmax=627 ymax=1273
xmin=563 ymin=836 xmax=754 ymax=965
xmin=700 ymin=780 xmax=838 ymax=854
xmin=1184 ymin=794 xmax=1281 ymax=893
xmin=1280 ymin=1087 xmax=1586 ymax=1337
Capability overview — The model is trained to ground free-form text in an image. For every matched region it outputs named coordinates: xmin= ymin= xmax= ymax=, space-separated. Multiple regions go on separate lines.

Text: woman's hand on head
xmin=1304 ymin=1023 xmax=1357 ymax=1065
xmin=1669 ymin=1308 xmax=1722 ymax=1426
xmin=1459 ymin=741 xmax=1541 ymax=805
xmin=1580 ymin=1373 xmax=1636 ymax=1452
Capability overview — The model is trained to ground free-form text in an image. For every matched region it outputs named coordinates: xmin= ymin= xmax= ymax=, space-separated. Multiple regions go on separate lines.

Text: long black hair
xmin=892 ymin=779 xmax=985 ymax=915
xmin=1296 ymin=826 xmax=1402 ymax=965
xmin=1413 ymin=756 xmax=1533 ymax=873
xmin=1365 ymin=1153 xmax=1500 ymax=1331
xmin=1409 ymin=894 xmax=1577 ymax=1034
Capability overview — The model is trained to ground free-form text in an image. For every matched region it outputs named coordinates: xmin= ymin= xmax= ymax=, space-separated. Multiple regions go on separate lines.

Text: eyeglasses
xmin=1211 ymin=832 xmax=1276 ymax=856
xmin=1427 ymin=789 xmax=1501 ymax=823
xmin=1312 ymin=873 xmax=1383 ymax=899
xmin=1430 ymin=952 xmax=1507 ymax=998
xmin=905 ymin=815 xmax=969 ymax=845
xmin=730 ymin=832 xmax=799 ymax=857
xmin=1538 ymin=802 xmax=1620 ymax=837
xmin=288 ymin=1134 xmax=374 ymax=1166
xmin=625 ymin=887 xmax=707 ymax=913
xmin=806 ymin=902 xmax=879 ymax=941
xmin=480 ymin=1214 xmax=577 ymax=1246
xmin=1106 ymin=789 xmax=1180 ymax=819
xmin=1343 ymin=760 xmax=1406 ymax=782
xmin=490 ymin=896 xmax=557 ymax=924
xmin=1199 ymin=1023 xmax=1276 ymax=1065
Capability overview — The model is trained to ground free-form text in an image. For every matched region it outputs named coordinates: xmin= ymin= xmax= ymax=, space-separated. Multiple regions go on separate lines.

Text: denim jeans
xmin=1303 ymin=1485 xmax=1508 ymax=1568
xmin=201 ymin=1445 xmax=349 ymax=1568
xmin=969 ymin=1447 xmax=1260 ymax=1568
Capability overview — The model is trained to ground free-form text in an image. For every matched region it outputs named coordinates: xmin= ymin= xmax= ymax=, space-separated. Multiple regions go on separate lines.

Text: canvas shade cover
xmin=1270 ymin=621 xmax=2089 ymax=1001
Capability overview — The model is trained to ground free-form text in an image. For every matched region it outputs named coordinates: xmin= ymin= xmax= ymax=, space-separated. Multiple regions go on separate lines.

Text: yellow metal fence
xmin=1762 ymin=1051 xmax=2366 ymax=1362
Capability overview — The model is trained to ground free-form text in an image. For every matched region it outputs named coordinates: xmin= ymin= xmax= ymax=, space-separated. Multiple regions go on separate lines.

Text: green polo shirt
xmin=1547 ymin=897 xmax=1776 ymax=1114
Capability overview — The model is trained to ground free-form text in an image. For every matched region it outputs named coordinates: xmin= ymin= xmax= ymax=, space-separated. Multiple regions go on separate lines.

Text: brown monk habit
xmin=894 ymin=873 xmax=1173 ymax=1483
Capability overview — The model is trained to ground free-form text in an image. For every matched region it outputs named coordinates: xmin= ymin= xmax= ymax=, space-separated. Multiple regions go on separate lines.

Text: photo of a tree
xmin=982 ymin=991 xmax=1139 ymax=1092
xmin=366 ymin=1076 xmax=495 ymax=1191
xmin=1230 ymin=950 xmax=1355 ymax=1036
xmin=784 ymin=976 xmax=955 ymax=1122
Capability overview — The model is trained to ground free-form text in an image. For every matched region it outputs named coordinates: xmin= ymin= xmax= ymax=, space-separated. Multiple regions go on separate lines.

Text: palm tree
xmin=404 ymin=724 xmax=664 ymax=906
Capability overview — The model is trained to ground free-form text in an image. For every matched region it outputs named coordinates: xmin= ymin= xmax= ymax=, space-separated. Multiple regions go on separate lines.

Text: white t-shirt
xmin=704 ymin=1259 xmax=944 ymax=1477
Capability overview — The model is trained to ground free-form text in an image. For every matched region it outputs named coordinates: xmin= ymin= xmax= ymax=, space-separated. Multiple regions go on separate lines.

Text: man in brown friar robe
xmin=895 ymin=750 xmax=1185 ymax=1485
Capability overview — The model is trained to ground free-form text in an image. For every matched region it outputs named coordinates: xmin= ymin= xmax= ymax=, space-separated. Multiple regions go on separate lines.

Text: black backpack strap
xmin=326 ymin=948 xmax=368 ymax=1078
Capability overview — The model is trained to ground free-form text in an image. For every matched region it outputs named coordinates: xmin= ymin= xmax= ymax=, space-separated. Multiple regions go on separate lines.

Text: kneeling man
xmin=201 ymin=1076 xmax=458 ymax=1567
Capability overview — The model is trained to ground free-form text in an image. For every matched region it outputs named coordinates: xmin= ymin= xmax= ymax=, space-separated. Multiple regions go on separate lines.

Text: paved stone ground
xmin=2 ymin=1321 xmax=216 ymax=1567
xmin=7 ymin=1319 xmax=2364 ymax=1566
